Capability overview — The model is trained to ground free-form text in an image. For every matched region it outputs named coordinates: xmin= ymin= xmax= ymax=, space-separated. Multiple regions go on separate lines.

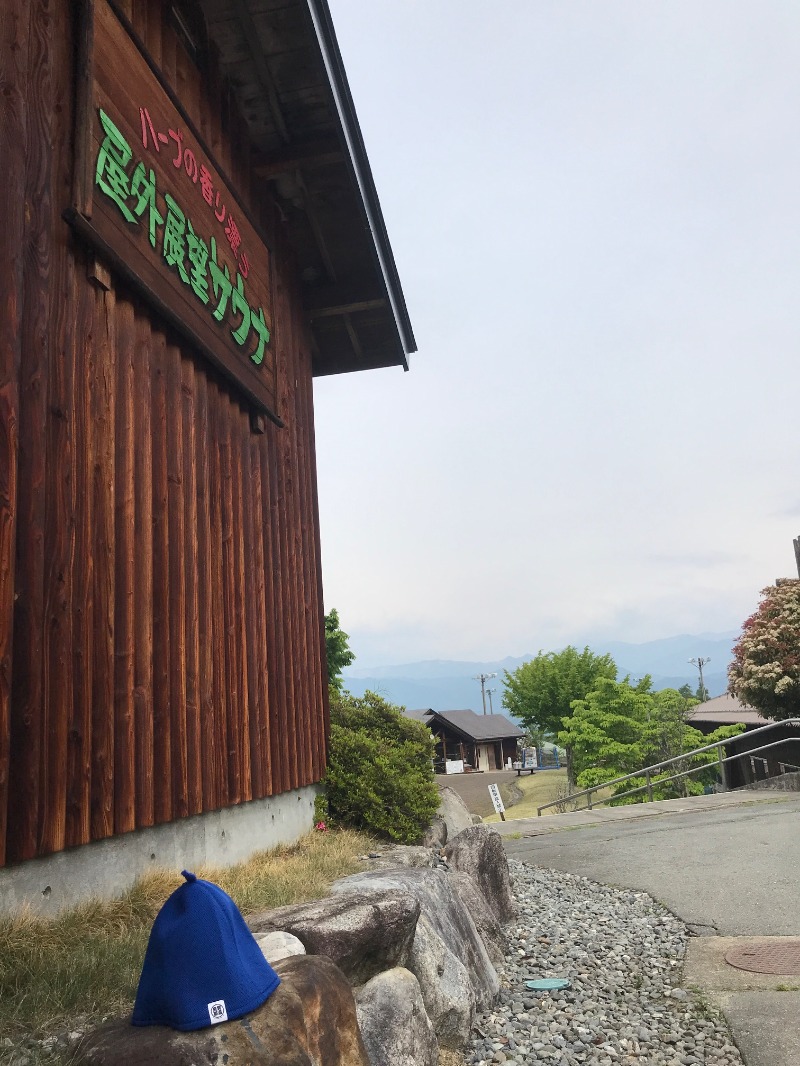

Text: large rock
xmin=248 ymin=889 xmax=420 ymax=986
xmin=420 ymin=815 xmax=447 ymax=848
xmin=257 ymin=930 xmax=306 ymax=964
xmin=355 ymin=967 xmax=438 ymax=1066
xmin=442 ymin=824 xmax=515 ymax=924
xmin=448 ymin=870 xmax=506 ymax=967
xmin=74 ymin=954 xmax=369 ymax=1066
xmin=436 ymin=785 xmax=474 ymax=841
xmin=365 ymin=845 xmax=437 ymax=870
xmin=333 ymin=866 xmax=499 ymax=1047
xmin=410 ymin=914 xmax=474 ymax=1047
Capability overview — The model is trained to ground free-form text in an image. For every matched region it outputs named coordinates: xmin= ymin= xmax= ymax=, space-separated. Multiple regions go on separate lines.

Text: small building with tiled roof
xmin=407 ymin=709 xmax=524 ymax=773
xmin=687 ymin=694 xmax=800 ymax=788
xmin=686 ymin=693 xmax=772 ymax=730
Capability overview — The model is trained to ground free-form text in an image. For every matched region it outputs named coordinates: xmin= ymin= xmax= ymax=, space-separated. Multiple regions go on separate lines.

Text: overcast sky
xmin=312 ymin=0 xmax=800 ymax=668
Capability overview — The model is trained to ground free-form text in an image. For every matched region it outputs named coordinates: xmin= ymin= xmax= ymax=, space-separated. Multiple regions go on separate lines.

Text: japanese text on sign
xmin=488 ymin=783 xmax=505 ymax=815
xmin=95 ymin=107 xmax=269 ymax=367
xmin=139 ymin=106 xmax=250 ymax=280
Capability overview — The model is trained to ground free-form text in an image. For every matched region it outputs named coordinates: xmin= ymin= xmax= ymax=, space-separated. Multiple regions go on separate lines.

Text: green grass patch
xmin=483 ymin=770 xmax=616 ymax=822
xmin=483 ymin=769 xmax=567 ymax=821
xmin=0 ymin=829 xmax=370 ymax=1061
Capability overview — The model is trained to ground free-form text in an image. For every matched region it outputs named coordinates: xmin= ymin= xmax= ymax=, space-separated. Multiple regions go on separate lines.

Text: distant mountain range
xmin=341 ymin=633 xmax=737 ymax=713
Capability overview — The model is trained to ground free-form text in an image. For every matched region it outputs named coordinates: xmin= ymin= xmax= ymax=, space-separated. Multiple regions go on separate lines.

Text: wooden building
xmin=687 ymin=694 xmax=800 ymax=788
xmin=0 ymin=0 xmax=414 ymax=900
xmin=407 ymin=710 xmax=525 ymax=773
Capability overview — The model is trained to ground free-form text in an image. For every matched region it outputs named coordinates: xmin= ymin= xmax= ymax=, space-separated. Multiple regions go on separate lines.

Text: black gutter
xmin=304 ymin=0 xmax=417 ymax=369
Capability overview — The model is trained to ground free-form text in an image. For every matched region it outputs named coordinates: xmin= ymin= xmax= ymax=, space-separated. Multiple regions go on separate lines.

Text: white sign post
xmin=488 ymin=783 xmax=506 ymax=821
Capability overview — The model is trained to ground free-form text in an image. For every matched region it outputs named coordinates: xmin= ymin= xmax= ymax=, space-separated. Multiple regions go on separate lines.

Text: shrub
xmin=323 ymin=691 xmax=440 ymax=843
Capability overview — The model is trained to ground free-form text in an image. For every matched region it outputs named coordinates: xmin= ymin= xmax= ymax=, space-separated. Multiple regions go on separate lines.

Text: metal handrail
xmin=537 ymin=717 xmax=800 ymax=816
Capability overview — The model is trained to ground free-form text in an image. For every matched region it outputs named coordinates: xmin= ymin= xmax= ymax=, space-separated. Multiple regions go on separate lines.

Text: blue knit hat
xmin=132 ymin=870 xmax=280 ymax=1031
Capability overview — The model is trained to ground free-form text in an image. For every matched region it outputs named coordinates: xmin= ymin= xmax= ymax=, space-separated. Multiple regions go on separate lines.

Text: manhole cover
xmin=725 ymin=941 xmax=800 ymax=975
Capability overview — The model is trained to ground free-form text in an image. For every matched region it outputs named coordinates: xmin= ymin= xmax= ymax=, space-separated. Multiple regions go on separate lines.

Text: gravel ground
xmin=467 ymin=861 xmax=744 ymax=1066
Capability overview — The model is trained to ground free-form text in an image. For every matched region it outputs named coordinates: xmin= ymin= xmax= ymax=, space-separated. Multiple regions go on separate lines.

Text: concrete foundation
xmin=747 ymin=770 xmax=800 ymax=792
xmin=0 ymin=785 xmax=318 ymax=916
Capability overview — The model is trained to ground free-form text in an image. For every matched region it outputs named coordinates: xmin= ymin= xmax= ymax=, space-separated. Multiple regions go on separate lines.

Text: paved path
xmin=499 ymin=790 xmax=800 ymax=1066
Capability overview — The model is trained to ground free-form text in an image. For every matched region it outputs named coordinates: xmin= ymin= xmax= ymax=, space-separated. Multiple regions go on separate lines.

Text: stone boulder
xmin=448 ymin=870 xmax=506 ymax=967
xmin=420 ymin=814 xmax=447 ymax=849
xmin=333 ymin=866 xmax=499 ymax=1047
xmin=364 ymin=845 xmax=437 ymax=870
xmin=355 ymin=967 xmax=438 ymax=1066
xmin=442 ymin=824 xmax=515 ymax=924
xmin=257 ymin=930 xmax=306 ymax=964
xmin=436 ymin=785 xmax=473 ymax=841
xmin=248 ymin=889 xmax=420 ymax=986
xmin=74 ymin=954 xmax=369 ymax=1066
xmin=410 ymin=913 xmax=474 ymax=1047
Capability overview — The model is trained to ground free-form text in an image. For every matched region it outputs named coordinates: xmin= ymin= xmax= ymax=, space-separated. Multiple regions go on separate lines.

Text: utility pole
xmin=486 ymin=688 xmax=496 ymax=714
xmin=689 ymin=657 xmax=711 ymax=702
xmin=473 ymin=672 xmax=497 ymax=715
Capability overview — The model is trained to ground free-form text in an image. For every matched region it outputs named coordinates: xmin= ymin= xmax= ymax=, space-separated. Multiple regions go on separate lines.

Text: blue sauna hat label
xmin=132 ymin=870 xmax=280 ymax=1031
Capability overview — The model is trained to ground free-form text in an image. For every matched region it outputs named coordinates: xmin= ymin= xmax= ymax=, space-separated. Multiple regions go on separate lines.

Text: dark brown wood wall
xmin=0 ymin=0 xmax=329 ymax=867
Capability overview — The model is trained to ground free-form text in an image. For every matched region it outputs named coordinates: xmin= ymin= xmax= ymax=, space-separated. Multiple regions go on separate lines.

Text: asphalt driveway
xmin=499 ymin=790 xmax=800 ymax=1066
xmin=502 ymin=791 xmax=800 ymax=935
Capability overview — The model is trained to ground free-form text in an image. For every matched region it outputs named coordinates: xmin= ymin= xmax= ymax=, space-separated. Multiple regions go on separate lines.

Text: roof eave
xmin=303 ymin=0 xmax=416 ymax=369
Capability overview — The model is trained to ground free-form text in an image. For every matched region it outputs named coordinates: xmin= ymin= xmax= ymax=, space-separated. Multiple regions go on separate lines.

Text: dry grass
xmin=0 ymin=829 xmax=370 ymax=1060
xmin=199 ymin=826 xmax=370 ymax=912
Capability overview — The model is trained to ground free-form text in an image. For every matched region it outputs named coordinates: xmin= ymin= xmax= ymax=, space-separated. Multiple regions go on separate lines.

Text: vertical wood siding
xmin=0 ymin=3 xmax=30 ymax=869
xmin=0 ymin=0 xmax=329 ymax=866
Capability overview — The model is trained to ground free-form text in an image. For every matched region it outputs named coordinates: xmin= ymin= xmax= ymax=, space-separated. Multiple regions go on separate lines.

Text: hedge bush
xmin=321 ymin=691 xmax=440 ymax=843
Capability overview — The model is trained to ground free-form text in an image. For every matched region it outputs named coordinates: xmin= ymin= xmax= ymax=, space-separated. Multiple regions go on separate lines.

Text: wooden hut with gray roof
xmin=408 ymin=710 xmax=525 ymax=773
xmin=0 ymin=0 xmax=413 ymax=911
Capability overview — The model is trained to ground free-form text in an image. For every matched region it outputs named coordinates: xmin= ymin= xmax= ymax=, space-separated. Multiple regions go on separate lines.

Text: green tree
xmin=559 ymin=677 xmax=651 ymax=790
xmin=502 ymin=646 xmax=617 ymax=736
xmin=519 ymin=725 xmax=547 ymax=751
xmin=322 ymin=691 xmax=439 ymax=843
xmin=729 ymin=579 xmax=800 ymax=720
xmin=682 ymin=681 xmax=710 ymax=702
xmin=644 ymin=697 xmax=743 ymax=800
xmin=324 ymin=608 xmax=355 ymax=694
xmin=646 ymin=687 xmax=698 ymax=767
xmin=642 ymin=688 xmax=725 ymax=798
xmin=560 ymin=678 xmax=743 ymax=803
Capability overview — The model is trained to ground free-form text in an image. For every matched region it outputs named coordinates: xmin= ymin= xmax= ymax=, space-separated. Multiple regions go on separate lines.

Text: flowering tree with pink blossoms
xmin=728 ymin=579 xmax=800 ymax=721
